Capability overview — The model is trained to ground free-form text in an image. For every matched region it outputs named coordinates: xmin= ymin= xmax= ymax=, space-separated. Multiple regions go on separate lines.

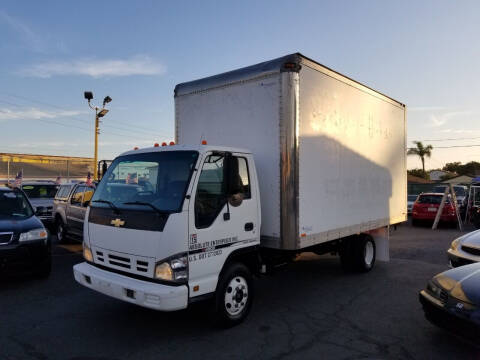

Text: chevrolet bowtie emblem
xmin=111 ymin=218 xmax=125 ymax=227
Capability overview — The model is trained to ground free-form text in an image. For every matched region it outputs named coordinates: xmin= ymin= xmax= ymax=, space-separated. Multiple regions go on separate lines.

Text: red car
xmin=411 ymin=193 xmax=457 ymax=226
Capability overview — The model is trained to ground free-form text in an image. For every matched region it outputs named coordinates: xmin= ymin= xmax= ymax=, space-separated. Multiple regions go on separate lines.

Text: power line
xmin=408 ymin=144 xmax=480 ymax=149
xmin=416 ymin=136 xmax=480 ymax=142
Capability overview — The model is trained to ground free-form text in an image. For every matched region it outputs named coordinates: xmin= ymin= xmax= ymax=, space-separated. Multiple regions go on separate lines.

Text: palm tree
xmin=407 ymin=141 xmax=433 ymax=174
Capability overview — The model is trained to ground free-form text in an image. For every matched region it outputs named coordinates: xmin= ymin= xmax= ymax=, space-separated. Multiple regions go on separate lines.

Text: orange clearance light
xmin=154 ymin=143 xmax=159 ymax=147
xmin=161 ymin=142 xmax=167 ymax=146
xmin=169 ymin=141 xmax=175 ymax=146
xmin=193 ymin=285 xmax=200 ymax=292
xmin=300 ymin=233 xmax=306 ymax=237
xmin=134 ymin=147 xmax=139 ymax=150
xmin=201 ymin=140 xmax=207 ymax=145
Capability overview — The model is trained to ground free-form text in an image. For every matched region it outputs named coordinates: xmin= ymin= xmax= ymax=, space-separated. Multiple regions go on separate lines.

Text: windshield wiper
xmin=92 ymin=199 xmax=120 ymax=213
xmin=122 ymin=201 xmax=169 ymax=215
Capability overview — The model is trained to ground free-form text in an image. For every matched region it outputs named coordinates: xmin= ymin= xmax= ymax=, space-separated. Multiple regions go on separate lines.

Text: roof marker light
xmin=154 ymin=143 xmax=159 ymax=147
xmin=161 ymin=142 xmax=167 ymax=146
xmin=134 ymin=147 xmax=139 ymax=150
xmin=201 ymin=140 xmax=207 ymax=145
xmin=169 ymin=141 xmax=175 ymax=146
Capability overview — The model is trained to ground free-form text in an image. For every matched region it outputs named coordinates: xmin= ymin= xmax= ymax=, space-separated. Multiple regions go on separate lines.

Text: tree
xmin=443 ymin=162 xmax=462 ymax=174
xmin=407 ymin=141 xmax=433 ymax=173
xmin=408 ymin=168 xmax=429 ymax=179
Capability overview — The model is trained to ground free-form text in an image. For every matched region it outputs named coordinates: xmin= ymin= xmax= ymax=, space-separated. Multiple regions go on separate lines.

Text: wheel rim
xmin=57 ymin=223 xmax=63 ymax=241
xmin=224 ymin=276 xmax=248 ymax=316
xmin=364 ymin=241 xmax=374 ymax=266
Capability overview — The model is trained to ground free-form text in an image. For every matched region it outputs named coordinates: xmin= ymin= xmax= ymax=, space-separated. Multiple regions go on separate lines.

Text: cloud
xmin=428 ymin=110 xmax=472 ymax=127
xmin=20 ymin=55 xmax=166 ymax=78
xmin=0 ymin=11 xmax=45 ymax=52
xmin=0 ymin=107 xmax=86 ymax=122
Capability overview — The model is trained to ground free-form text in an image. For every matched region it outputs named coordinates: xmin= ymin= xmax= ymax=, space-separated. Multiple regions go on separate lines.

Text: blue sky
xmin=1 ymin=0 xmax=480 ymax=170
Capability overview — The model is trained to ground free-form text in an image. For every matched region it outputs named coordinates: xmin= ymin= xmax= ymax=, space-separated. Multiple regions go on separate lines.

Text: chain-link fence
xmin=0 ymin=153 xmax=94 ymax=183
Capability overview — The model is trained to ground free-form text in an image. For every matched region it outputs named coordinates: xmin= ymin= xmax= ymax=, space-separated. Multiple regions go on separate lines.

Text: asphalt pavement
xmin=1 ymin=221 xmax=479 ymax=359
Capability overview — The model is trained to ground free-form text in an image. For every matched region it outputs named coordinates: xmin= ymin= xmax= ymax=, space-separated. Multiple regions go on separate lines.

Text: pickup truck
xmin=53 ymin=182 xmax=95 ymax=242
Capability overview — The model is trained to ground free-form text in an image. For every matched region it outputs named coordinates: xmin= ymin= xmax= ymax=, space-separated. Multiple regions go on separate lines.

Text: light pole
xmin=84 ymin=91 xmax=112 ymax=181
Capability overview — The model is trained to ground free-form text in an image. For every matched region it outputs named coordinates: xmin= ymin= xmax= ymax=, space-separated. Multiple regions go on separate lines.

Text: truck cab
xmin=74 ymin=144 xmax=260 ymax=325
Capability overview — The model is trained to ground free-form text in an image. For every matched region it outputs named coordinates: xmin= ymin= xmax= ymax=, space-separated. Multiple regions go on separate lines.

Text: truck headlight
xmin=155 ymin=253 xmax=188 ymax=283
xmin=83 ymin=245 xmax=93 ymax=262
xmin=19 ymin=228 xmax=48 ymax=243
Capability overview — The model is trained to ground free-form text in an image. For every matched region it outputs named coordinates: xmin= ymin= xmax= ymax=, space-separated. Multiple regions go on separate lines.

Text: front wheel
xmin=340 ymin=235 xmax=376 ymax=273
xmin=214 ymin=262 xmax=253 ymax=327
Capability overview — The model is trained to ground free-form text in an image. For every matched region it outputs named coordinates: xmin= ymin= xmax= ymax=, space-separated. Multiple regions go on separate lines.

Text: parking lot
xmin=1 ymin=221 xmax=479 ymax=360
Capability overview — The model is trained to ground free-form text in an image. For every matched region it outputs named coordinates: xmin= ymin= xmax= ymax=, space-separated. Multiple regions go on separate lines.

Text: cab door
xmin=187 ymin=152 xmax=259 ymax=298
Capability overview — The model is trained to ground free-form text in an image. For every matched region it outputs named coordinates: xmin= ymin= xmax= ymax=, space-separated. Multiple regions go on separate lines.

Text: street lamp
xmin=84 ymin=91 xmax=112 ymax=181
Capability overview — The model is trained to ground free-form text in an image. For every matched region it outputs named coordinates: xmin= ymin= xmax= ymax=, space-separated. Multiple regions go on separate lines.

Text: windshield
xmin=22 ymin=184 xmax=59 ymax=199
xmin=0 ymin=190 xmax=34 ymax=219
xmin=433 ymin=185 xmax=466 ymax=197
xmin=91 ymin=151 xmax=199 ymax=212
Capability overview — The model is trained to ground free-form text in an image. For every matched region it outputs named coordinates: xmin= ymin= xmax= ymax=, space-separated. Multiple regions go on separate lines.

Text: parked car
xmin=407 ymin=194 xmax=418 ymax=214
xmin=53 ymin=182 xmax=95 ymax=242
xmin=411 ymin=193 xmax=457 ymax=226
xmin=21 ymin=181 xmax=59 ymax=229
xmin=447 ymin=230 xmax=480 ymax=267
xmin=433 ymin=185 xmax=469 ymax=216
xmin=0 ymin=185 xmax=51 ymax=277
xmin=419 ymin=262 xmax=480 ymax=335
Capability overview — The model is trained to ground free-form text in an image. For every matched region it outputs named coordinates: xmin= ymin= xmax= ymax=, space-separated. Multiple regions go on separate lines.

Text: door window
xmin=71 ymin=186 xmax=85 ymax=206
xmin=195 ymin=154 xmax=226 ymax=228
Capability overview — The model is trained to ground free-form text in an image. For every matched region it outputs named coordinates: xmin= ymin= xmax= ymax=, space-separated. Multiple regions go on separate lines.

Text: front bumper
xmin=73 ymin=262 xmax=188 ymax=311
xmin=419 ymin=290 xmax=479 ymax=334
xmin=0 ymin=240 xmax=50 ymax=270
xmin=447 ymin=249 xmax=478 ymax=268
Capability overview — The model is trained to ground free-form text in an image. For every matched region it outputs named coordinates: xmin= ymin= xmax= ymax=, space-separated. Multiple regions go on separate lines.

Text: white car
xmin=407 ymin=194 xmax=418 ymax=214
xmin=448 ymin=230 xmax=480 ymax=267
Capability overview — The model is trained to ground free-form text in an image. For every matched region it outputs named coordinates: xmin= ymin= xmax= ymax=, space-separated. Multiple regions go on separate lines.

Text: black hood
xmin=435 ymin=262 xmax=480 ymax=305
xmin=0 ymin=215 xmax=44 ymax=235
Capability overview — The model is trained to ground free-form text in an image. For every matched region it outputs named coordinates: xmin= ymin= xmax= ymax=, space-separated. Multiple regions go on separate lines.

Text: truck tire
xmin=56 ymin=218 xmax=67 ymax=243
xmin=214 ymin=262 xmax=253 ymax=327
xmin=340 ymin=235 xmax=376 ymax=273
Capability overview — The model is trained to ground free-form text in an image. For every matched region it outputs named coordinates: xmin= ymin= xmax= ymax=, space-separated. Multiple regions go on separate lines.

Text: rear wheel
xmin=214 ymin=262 xmax=253 ymax=327
xmin=340 ymin=235 xmax=376 ymax=272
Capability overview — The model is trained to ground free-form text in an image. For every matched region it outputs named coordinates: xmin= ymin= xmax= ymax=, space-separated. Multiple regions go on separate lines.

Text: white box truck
xmin=73 ymin=53 xmax=407 ymax=326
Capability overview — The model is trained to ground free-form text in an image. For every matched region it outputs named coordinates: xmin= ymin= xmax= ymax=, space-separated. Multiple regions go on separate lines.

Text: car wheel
xmin=56 ymin=219 xmax=67 ymax=243
xmin=214 ymin=262 xmax=253 ymax=327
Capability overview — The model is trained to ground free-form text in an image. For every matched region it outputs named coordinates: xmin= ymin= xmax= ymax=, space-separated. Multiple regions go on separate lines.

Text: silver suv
xmin=53 ymin=182 xmax=95 ymax=242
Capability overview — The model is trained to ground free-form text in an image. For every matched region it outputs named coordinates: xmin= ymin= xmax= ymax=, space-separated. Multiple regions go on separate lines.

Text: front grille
xmin=461 ymin=245 xmax=480 ymax=256
xmin=440 ymin=289 xmax=449 ymax=304
xmin=93 ymin=247 xmax=153 ymax=276
xmin=0 ymin=232 xmax=13 ymax=245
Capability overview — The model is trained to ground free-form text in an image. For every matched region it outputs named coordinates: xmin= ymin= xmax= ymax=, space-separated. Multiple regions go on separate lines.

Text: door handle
xmin=244 ymin=222 xmax=254 ymax=231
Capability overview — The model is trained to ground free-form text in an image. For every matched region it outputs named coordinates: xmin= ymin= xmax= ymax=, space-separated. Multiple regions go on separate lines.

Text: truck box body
xmin=175 ymin=53 xmax=407 ymax=251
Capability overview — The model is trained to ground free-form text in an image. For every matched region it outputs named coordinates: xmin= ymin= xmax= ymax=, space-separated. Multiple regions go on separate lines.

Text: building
xmin=428 ymin=170 xmax=448 ymax=181
xmin=0 ymin=153 xmax=93 ymax=183
xmin=442 ymin=175 xmax=474 ymax=185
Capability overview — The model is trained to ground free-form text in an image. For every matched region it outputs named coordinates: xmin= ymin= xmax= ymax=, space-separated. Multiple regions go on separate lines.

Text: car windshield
xmin=433 ymin=185 xmax=466 ymax=197
xmin=408 ymin=195 xmax=418 ymax=201
xmin=417 ymin=195 xmax=450 ymax=204
xmin=91 ymin=151 xmax=199 ymax=213
xmin=0 ymin=190 xmax=34 ymax=219
xmin=22 ymin=184 xmax=59 ymax=199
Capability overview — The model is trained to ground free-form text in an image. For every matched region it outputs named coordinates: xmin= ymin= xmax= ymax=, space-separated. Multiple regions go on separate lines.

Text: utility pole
xmin=84 ymin=91 xmax=112 ymax=181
